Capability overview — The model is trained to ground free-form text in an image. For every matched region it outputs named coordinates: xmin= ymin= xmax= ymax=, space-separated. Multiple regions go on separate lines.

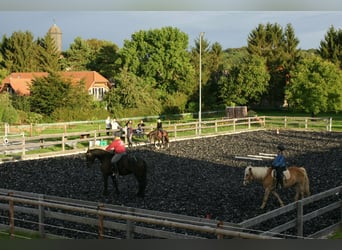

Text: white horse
xmin=243 ymin=165 xmax=310 ymax=209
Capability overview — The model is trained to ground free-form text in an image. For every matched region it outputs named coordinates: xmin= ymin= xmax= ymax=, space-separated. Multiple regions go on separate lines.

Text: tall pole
xmin=199 ymin=32 xmax=204 ymax=135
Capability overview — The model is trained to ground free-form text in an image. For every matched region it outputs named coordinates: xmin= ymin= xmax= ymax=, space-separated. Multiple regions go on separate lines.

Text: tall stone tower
xmin=48 ymin=23 xmax=62 ymax=52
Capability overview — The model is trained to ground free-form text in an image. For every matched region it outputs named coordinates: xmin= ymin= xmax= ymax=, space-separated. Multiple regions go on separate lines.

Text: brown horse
xmin=147 ymin=129 xmax=169 ymax=149
xmin=85 ymin=148 xmax=147 ymax=197
xmin=243 ymin=165 xmax=310 ymax=209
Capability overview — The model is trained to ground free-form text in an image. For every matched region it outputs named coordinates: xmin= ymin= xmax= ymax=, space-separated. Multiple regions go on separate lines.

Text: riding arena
xmin=0 ymin=129 xmax=341 ymax=239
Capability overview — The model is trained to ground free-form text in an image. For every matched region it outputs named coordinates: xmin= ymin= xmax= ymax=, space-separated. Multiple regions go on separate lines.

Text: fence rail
xmin=0 ymin=116 xmax=333 ymax=161
xmin=0 ymin=188 xmax=277 ymax=239
xmin=0 ymin=186 xmax=340 ymax=239
xmin=238 ymin=186 xmax=342 ymax=238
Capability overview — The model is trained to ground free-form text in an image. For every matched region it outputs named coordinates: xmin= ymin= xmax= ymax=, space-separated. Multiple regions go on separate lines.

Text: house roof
xmin=0 ymin=71 xmax=110 ymax=95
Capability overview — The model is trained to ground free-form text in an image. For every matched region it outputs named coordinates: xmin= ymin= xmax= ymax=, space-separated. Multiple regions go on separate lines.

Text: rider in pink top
xmin=106 ymin=136 xmax=126 ymax=153
xmin=105 ymin=136 xmax=126 ymax=176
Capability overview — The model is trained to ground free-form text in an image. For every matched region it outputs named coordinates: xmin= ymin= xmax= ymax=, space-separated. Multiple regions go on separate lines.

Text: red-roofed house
xmin=0 ymin=71 xmax=111 ymax=100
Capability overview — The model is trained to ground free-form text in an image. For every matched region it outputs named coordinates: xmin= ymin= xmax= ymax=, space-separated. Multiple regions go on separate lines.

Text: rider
xmin=105 ymin=136 xmax=127 ymax=177
xmin=271 ymin=144 xmax=287 ymax=189
xmin=137 ymin=120 xmax=145 ymax=133
xmin=156 ymin=118 xmax=164 ymax=142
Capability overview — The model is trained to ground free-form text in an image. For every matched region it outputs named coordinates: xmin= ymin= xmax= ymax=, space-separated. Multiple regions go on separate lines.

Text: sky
xmin=0 ymin=1 xmax=341 ymax=51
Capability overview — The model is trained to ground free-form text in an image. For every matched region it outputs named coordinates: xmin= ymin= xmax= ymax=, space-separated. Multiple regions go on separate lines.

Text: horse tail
xmin=300 ymin=167 xmax=311 ymax=196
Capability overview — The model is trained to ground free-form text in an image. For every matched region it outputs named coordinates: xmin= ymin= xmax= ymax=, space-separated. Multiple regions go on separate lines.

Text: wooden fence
xmin=0 ymin=116 xmax=333 ymax=161
xmin=0 ymin=188 xmax=277 ymax=239
xmin=0 ymin=186 xmax=340 ymax=239
xmin=0 ymin=117 xmax=267 ymax=160
xmin=238 ymin=186 xmax=342 ymax=238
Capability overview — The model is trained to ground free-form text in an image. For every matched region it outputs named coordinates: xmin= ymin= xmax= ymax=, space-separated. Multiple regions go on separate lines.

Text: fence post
xmin=8 ymin=192 xmax=14 ymax=239
xmin=21 ymin=133 xmax=26 ymax=159
xmin=126 ymin=207 xmax=135 ymax=239
xmin=296 ymin=200 xmax=303 ymax=237
xmin=284 ymin=116 xmax=287 ymax=128
xmin=216 ymin=221 xmax=224 ymax=239
xmin=174 ymin=124 xmax=177 ymax=139
xmin=248 ymin=117 xmax=251 ymax=129
xmin=215 ymin=121 xmax=218 ymax=133
xmin=328 ymin=117 xmax=332 ymax=132
xmin=62 ymin=134 xmax=65 ymax=152
xmin=305 ymin=118 xmax=308 ymax=129
xmin=38 ymin=194 xmax=46 ymax=238
xmin=98 ymin=204 xmax=104 ymax=239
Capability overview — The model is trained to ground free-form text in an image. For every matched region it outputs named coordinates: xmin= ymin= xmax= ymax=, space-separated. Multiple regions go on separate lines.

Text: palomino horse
xmin=85 ymin=148 xmax=147 ymax=197
xmin=243 ymin=166 xmax=310 ymax=209
xmin=147 ymin=129 xmax=169 ymax=149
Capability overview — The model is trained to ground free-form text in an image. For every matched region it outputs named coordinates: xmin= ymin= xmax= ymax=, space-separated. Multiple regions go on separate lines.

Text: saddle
xmin=271 ymin=169 xmax=290 ymax=181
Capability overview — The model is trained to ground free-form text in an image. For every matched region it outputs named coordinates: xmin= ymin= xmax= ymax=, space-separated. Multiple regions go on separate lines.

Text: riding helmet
xmin=277 ymin=144 xmax=285 ymax=151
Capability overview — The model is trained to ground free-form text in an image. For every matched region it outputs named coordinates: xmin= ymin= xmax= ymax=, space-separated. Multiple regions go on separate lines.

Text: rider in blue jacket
xmin=272 ymin=144 xmax=286 ymax=189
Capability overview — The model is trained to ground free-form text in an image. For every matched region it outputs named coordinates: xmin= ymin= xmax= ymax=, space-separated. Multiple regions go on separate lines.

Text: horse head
xmin=243 ymin=166 xmax=254 ymax=186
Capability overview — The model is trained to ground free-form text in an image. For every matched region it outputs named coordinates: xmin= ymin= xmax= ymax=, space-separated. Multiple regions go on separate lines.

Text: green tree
xmin=0 ymin=31 xmax=39 ymax=72
xmin=318 ymin=25 xmax=342 ymax=69
xmin=189 ymin=37 xmax=216 ymax=112
xmin=29 ymin=73 xmax=71 ymax=116
xmin=217 ymin=55 xmax=270 ymax=106
xmin=247 ymin=23 xmax=300 ymax=107
xmin=0 ymin=93 xmax=19 ymax=123
xmin=36 ymin=34 xmax=62 ymax=73
xmin=90 ymin=42 xmax=120 ymax=80
xmin=51 ymin=79 xmax=97 ymax=121
xmin=0 ymin=53 xmax=9 ymax=81
xmin=286 ymin=56 xmax=342 ymax=115
xmin=116 ymin=27 xmax=195 ymax=113
xmin=105 ymin=67 xmax=161 ymax=117
xmin=62 ymin=37 xmax=92 ymax=71
xmin=202 ymin=42 xmax=225 ymax=110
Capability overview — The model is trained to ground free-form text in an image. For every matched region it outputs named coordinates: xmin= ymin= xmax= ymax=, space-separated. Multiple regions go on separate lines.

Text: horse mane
xmin=89 ymin=148 xmax=112 ymax=156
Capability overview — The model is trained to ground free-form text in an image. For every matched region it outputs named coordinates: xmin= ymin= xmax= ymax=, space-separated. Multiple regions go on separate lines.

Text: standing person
xmin=105 ymin=136 xmax=126 ymax=176
xmin=105 ymin=116 xmax=111 ymax=136
xmin=126 ymin=120 xmax=133 ymax=147
xmin=271 ymin=144 xmax=287 ymax=189
xmin=111 ymin=118 xmax=121 ymax=137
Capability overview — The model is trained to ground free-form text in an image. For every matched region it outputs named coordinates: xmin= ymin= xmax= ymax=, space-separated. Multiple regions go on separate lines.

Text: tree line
xmin=0 ymin=23 xmax=341 ymax=124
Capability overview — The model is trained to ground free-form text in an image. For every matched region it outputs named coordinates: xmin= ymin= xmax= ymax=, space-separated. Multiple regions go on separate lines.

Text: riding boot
xmin=277 ymin=176 xmax=283 ymax=189
xmin=112 ymin=162 xmax=118 ymax=177
xmin=275 ymin=169 xmax=282 ymax=189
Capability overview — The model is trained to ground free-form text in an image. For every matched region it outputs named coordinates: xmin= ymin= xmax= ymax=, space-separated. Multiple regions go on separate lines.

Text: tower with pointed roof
xmin=48 ymin=23 xmax=62 ymax=52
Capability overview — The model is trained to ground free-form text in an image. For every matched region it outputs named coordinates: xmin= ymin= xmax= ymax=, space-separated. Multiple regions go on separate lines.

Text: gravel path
xmin=0 ymin=130 xmax=341 ymax=238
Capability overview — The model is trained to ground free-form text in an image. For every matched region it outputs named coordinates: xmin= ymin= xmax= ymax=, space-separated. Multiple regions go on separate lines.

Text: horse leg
xmin=294 ymin=184 xmax=304 ymax=201
xmin=261 ymin=188 xmax=271 ymax=209
xmin=271 ymin=190 xmax=284 ymax=207
xmin=111 ymin=175 xmax=120 ymax=195
xmin=136 ymin=176 xmax=146 ymax=197
xmin=103 ymin=175 xmax=109 ymax=196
